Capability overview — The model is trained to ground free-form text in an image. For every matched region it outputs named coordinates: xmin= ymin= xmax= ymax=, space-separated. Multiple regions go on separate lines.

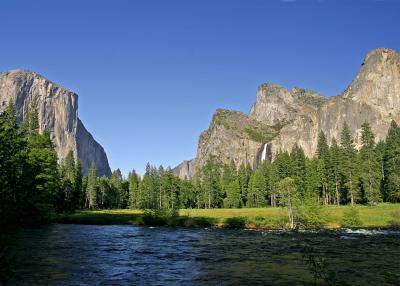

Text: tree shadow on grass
xmin=223 ymin=217 xmax=247 ymax=229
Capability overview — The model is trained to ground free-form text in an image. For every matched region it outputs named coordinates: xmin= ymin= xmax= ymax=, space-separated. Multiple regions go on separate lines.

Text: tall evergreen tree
xmin=316 ymin=131 xmax=330 ymax=204
xmin=339 ymin=122 xmax=358 ymax=205
xmin=383 ymin=120 xmax=400 ymax=202
xmin=359 ymin=122 xmax=381 ymax=204
xmin=330 ymin=138 xmax=341 ymax=205
xmin=247 ymin=169 xmax=267 ymax=207
xmin=87 ymin=161 xmax=98 ymax=208
xmin=59 ymin=150 xmax=77 ymax=211
xmin=110 ymin=169 xmax=126 ymax=208
xmin=237 ymin=163 xmax=252 ymax=206
xmin=201 ymin=156 xmax=223 ymax=208
xmin=290 ymin=145 xmax=307 ymax=194
xmin=128 ymin=169 xmax=140 ymax=209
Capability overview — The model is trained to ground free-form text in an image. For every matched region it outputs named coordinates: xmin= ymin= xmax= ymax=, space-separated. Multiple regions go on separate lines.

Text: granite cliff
xmin=0 ymin=69 xmax=111 ymax=177
xmin=175 ymin=48 xmax=400 ymax=179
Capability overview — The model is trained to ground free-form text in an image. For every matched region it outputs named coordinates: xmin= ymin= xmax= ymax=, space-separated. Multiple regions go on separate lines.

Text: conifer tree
xmin=128 ymin=169 xmax=140 ymax=209
xmin=339 ymin=122 xmax=358 ymax=205
xmin=383 ymin=120 xmax=400 ymax=202
xmin=223 ymin=179 xmax=241 ymax=208
xmin=330 ymin=138 xmax=341 ymax=205
xmin=360 ymin=122 xmax=381 ymax=204
xmin=237 ymin=163 xmax=252 ymax=206
xmin=290 ymin=145 xmax=307 ymax=194
xmin=110 ymin=169 xmax=125 ymax=208
xmin=87 ymin=161 xmax=98 ymax=208
xmin=247 ymin=169 xmax=267 ymax=207
xmin=316 ymin=131 xmax=330 ymax=204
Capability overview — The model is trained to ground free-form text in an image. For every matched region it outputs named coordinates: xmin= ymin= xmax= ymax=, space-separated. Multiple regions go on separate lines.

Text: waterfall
xmin=261 ymin=143 xmax=268 ymax=162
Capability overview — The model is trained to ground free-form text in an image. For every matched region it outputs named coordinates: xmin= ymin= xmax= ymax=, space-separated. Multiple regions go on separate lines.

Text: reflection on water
xmin=2 ymin=224 xmax=400 ymax=285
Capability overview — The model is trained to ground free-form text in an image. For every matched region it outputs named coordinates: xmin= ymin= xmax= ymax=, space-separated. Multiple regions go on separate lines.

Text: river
xmin=1 ymin=224 xmax=399 ymax=285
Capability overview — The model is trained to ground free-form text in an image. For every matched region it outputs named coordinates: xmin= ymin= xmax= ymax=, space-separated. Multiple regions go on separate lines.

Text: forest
xmin=1 ymin=103 xmax=400 ymax=226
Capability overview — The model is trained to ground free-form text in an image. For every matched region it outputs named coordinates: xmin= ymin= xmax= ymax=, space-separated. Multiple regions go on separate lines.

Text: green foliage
xmin=244 ymin=126 xmax=278 ymax=143
xmin=0 ymin=104 xmax=61 ymax=225
xmin=297 ymin=195 xmax=326 ymax=229
xmin=359 ymin=122 xmax=382 ymax=204
xmin=247 ymin=170 xmax=267 ymax=207
xmin=224 ymin=217 xmax=247 ymax=228
xmin=302 ymin=245 xmax=345 ymax=286
xmin=223 ymin=180 xmax=242 ymax=208
xmin=141 ymin=208 xmax=178 ymax=227
xmin=341 ymin=207 xmax=362 ymax=228
xmin=2 ymin=101 xmax=399 ymax=231
xmin=277 ymin=177 xmax=300 ymax=229
xmin=387 ymin=209 xmax=400 ymax=228
xmin=201 ymin=156 xmax=223 ymax=208
xmin=210 ymin=109 xmax=282 ymax=143
xmin=383 ymin=120 xmax=400 ymax=202
xmin=87 ymin=162 xmax=98 ymax=208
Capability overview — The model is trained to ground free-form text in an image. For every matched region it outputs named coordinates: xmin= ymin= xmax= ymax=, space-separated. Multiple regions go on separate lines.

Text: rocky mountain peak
xmin=0 ymin=69 xmax=111 ymax=177
xmin=342 ymin=48 xmax=400 ymax=105
xmin=175 ymin=48 xmax=400 ymax=179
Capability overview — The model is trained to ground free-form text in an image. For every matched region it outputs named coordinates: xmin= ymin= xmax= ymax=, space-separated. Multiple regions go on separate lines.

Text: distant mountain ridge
xmin=0 ymin=69 xmax=111 ymax=176
xmin=174 ymin=48 xmax=400 ymax=179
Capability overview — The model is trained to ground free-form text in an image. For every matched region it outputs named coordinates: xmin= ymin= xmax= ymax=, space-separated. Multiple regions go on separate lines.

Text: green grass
xmin=53 ymin=204 xmax=400 ymax=230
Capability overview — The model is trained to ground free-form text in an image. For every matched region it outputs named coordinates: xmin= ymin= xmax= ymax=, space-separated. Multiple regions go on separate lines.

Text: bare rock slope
xmin=0 ymin=70 xmax=111 ymax=177
xmin=175 ymin=48 xmax=400 ymax=179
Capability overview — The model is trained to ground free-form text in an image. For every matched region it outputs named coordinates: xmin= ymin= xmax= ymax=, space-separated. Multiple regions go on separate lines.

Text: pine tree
xmin=383 ymin=120 xmax=400 ymax=202
xmin=290 ymin=145 xmax=307 ymax=194
xmin=316 ymin=131 xmax=330 ymax=204
xmin=267 ymin=162 xmax=279 ymax=207
xmin=98 ymin=176 xmax=111 ymax=208
xmin=161 ymin=169 xmax=179 ymax=209
xmin=339 ymin=122 xmax=358 ymax=205
xmin=330 ymin=138 xmax=341 ymax=205
xmin=59 ymin=150 xmax=77 ymax=211
xmin=110 ymin=169 xmax=126 ymax=208
xmin=305 ymin=158 xmax=324 ymax=200
xmin=247 ymin=169 xmax=267 ymax=207
xmin=360 ymin=122 xmax=382 ymax=204
xmin=223 ymin=179 xmax=241 ymax=208
xmin=0 ymin=103 xmax=30 ymax=223
xmin=128 ymin=169 xmax=140 ymax=209
xmin=75 ymin=160 xmax=83 ymax=209
xmin=201 ymin=156 xmax=223 ymax=208
xmin=87 ymin=161 xmax=98 ymax=208
xmin=237 ymin=163 xmax=252 ymax=207
xmin=179 ymin=179 xmax=196 ymax=208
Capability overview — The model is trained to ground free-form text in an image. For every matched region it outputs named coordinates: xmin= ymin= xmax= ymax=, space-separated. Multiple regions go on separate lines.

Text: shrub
xmin=341 ymin=207 xmax=362 ymax=228
xmin=141 ymin=209 xmax=178 ymax=227
xmin=387 ymin=210 xmax=400 ymax=228
xmin=297 ymin=197 xmax=326 ymax=229
xmin=224 ymin=217 xmax=247 ymax=229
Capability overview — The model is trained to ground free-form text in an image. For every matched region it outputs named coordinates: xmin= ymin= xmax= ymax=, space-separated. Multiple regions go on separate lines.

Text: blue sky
xmin=1 ymin=0 xmax=399 ymax=175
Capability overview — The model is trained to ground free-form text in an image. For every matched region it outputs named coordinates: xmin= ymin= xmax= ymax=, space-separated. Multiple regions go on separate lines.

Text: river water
xmin=2 ymin=224 xmax=399 ymax=285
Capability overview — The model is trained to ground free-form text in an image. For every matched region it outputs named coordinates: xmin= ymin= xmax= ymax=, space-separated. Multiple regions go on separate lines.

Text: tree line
xmin=1 ymin=102 xmax=400 ymax=226
xmin=70 ymin=120 xmax=400 ymax=211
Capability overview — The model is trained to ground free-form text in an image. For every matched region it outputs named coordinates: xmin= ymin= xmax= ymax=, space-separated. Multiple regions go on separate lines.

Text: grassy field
xmin=54 ymin=203 xmax=400 ymax=230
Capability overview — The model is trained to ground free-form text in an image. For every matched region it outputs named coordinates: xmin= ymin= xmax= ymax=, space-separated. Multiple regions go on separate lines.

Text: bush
xmin=224 ymin=217 xmax=247 ymax=229
xmin=252 ymin=215 xmax=287 ymax=229
xmin=141 ymin=209 xmax=178 ymax=227
xmin=387 ymin=210 xmax=400 ymax=228
xmin=341 ymin=207 xmax=362 ymax=228
xmin=297 ymin=197 xmax=326 ymax=229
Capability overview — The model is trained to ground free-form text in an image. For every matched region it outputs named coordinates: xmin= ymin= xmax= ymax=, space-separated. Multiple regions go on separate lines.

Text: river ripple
xmin=2 ymin=224 xmax=400 ymax=285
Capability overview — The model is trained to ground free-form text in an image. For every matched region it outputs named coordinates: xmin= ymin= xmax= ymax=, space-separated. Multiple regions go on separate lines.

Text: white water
xmin=261 ymin=143 xmax=268 ymax=162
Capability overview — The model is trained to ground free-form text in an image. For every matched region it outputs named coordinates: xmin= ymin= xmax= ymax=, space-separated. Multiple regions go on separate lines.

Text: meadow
xmin=54 ymin=203 xmax=400 ymax=230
